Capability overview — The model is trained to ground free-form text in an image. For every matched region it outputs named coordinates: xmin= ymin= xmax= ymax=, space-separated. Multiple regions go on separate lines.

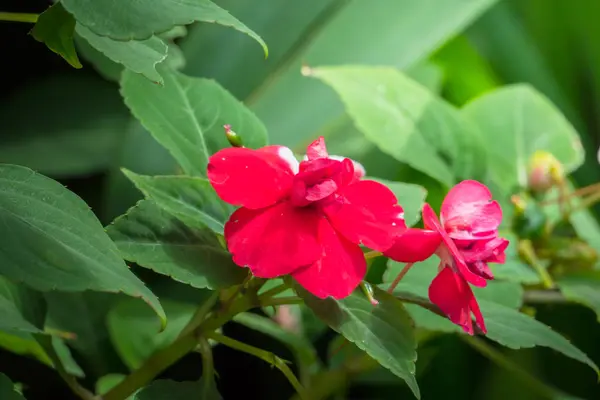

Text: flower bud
xmin=527 ymin=150 xmax=564 ymax=193
xmin=224 ymin=124 xmax=243 ymax=148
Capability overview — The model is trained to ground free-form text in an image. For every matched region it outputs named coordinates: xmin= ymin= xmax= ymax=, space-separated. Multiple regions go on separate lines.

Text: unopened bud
xmin=224 ymin=124 xmax=243 ymax=148
xmin=360 ymin=281 xmax=379 ymax=306
xmin=527 ymin=150 xmax=564 ymax=193
xmin=273 ymin=305 xmax=301 ymax=334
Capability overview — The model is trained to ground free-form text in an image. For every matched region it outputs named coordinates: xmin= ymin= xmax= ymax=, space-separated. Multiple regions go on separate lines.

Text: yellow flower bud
xmin=527 ymin=150 xmax=564 ymax=193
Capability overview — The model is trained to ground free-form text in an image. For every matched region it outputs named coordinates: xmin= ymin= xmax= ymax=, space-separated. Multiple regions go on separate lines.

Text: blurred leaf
xmin=76 ymin=25 xmax=168 ymax=84
xmin=45 ymin=292 xmax=123 ymax=376
xmin=480 ymin=300 xmax=599 ymax=375
xmin=0 ymin=277 xmax=46 ymax=335
xmin=120 ymin=68 xmax=268 ymax=176
xmin=49 ymin=336 xmax=85 ymax=378
xmin=107 ymin=200 xmax=244 ymax=290
xmin=96 ymin=374 xmax=127 ymax=396
xmin=369 ymin=178 xmax=427 ymax=227
xmin=462 ymin=84 xmax=585 ymax=194
xmin=31 ymin=2 xmax=82 ymax=68
xmin=297 ymin=285 xmax=419 ymax=398
xmin=133 ymin=379 xmax=221 ymax=400
xmin=0 ymin=164 xmax=165 ymax=326
xmin=0 ymin=331 xmax=53 ymax=368
xmin=61 ymin=0 xmax=267 ymax=55
xmin=107 ymin=298 xmax=195 ymax=370
xmin=558 ymin=271 xmax=600 ymax=322
xmin=0 ymin=75 xmax=129 ymax=178
xmin=123 ymin=170 xmax=233 ymax=235
xmin=491 ymin=232 xmax=541 ymax=285
xmin=0 ymin=373 xmax=25 ymax=400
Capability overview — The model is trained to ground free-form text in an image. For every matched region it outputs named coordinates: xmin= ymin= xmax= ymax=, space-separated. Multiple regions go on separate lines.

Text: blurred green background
xmin=1 ymin=0 xmax=599 ymax=399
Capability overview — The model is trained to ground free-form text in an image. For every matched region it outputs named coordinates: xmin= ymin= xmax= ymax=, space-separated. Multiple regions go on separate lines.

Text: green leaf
xmin=0 ymin=373 xmax=26 ymax=400
xmin=31 ymin=3 xmax=82 ymax=68
xmin=107 ymin=200 xmax=245 ymax=290
xmin=461 ymin=84 xmax=585 ymax=194
xmin=369 ymin=178 xmax=427 ymax=227
xmin=123 ymin=171 xmax=233 ymax=235
xmin=61 ymin=0 xmax=267 ymax=56
xmin=0 ymin=164 xmax=165 ymax=326
xmin=120 ymin=68 xmax=268 ymax=176
xmin=0 ymin=331 xmax=53 ymax=368
xmin=297 ymin=285 xmax=419 ymax=398
xmin=481 ymin=300 xmax=599 ymax=374
xmin=96 ymin=374 xmax=127 ymax=396
xmin=0 ymin=75 xmax=129 ymax=178
xmin=76 ymin=25 xmax=167 ymax=84
xmin=558 ymin=272 xmax=600 ymax=322
xmin=0 ymin=277 xmax=46 ymax=335
xmin=49 ymin=336 xmax=85 ymax=378
xmin=107 ymin=298 xmax=195 ymax=370
xmin=134 ymin=379 xmax=221 ymax=400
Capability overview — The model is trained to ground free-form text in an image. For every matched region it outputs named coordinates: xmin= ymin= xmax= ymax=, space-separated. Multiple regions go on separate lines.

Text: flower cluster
xmin=208 ymin=137 xmax=508 ymax=334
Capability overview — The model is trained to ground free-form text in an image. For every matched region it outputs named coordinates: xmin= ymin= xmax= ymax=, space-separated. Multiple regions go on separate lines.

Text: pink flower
xmin=386 ymin=180 xmax=507 ymax=335
xmin=207 ymin=137 xmax=406 ymax=299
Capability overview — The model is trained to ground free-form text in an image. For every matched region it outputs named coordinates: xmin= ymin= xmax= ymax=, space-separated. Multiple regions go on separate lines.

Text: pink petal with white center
xmin=292 ymin=219 xmax=366 ymax=299
xmin=208 ymin=147 xmax=295 ymax=209
xmin=440 ymin=180 xmax=503 ymax=241
xmin=258 ymin=145 xmax=300 ymax=174
xmin=384 ymin=229 xmax=442 ymax=263
xmin=224 ymin=202 xmax=321 ymax=278
xmin=422 ymin=204 xmax=488 ymax=287
xmin=428 ymin=266 xmax=487 ymax=335
xmin=323 ymin=180 xmax=406 ymax=252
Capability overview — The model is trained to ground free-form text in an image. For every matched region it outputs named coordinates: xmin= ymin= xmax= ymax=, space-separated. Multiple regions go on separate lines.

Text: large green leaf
xmin=0 ymin=277 xmax=46 ymax=335
xmin=107 ymin=298 xmax=196 ymax=370
xmin=75 ymin=25 xmax=168 ymax=84
xmin=0 ymin=373 xmax=25 ymax=400
xmin=0 ymin=75 xmax=129 ymax=178
xmin=369 ymin=178 xmax=427 ymax=227
xmin=107 ymin=200 xmax=245 ymax=290
xmin=134 ymin=379 xmax=221 ymax=400
xmin=123 ymin=170 xmax=233 ymax=235
xmin=557 ymin=272 xmax=600 ymax=322
xmin=61 ymin=0 xmax=267 ymax=55
xmin=461 ymin=84 xmax=585 ymax=194
xmin=297 ymin=285 xmax=419 ymax=398
xmin=0 ymin=164 xmax=165 ymax=326
xmin=31 ymin=2 xmax=82 ymax=68
xmin=120 ymin=69 xmax=268 ymax=176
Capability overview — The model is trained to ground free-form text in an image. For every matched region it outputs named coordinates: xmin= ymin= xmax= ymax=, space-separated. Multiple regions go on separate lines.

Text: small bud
xmin=360 ymin=281 xmax=379 ymax=306
xmin=224 ymin=124 xmax=243 ymax=148
xmin=527 ymin=150 xmax=564 ymax=193
xmin=273 ymin=305 xmax=301 ymax=334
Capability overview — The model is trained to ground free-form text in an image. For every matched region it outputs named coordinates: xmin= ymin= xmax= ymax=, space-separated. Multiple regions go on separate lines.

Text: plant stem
xmin=364 ymin=250 xmax=382 ymax=260
xmin=463 ymin=336 xmax=564 ymax=399
xmin=261 ymin=296 xmax=304 ymax=307
xmin=206 ymin=331 xmax=309 ymax=400
xmin=178 ymin=291 xmax=219 ymax=338
xmin=387 ymin=263 xmax=414 ymax=293
xmin=523 ymin=289 xmax=566 ymax=304
xmin=258 ymin=282 xmax=290 ymax=299
xmin=197 ymin=338 xmax=216 ymax=398
xmin=0 ymin=12 xmax=38 ymax=23
xmin=519 ymin=240 xmax=555 ymax=289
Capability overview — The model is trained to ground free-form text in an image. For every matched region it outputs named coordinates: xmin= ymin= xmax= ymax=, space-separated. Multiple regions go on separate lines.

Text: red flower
xmin=207 ymin=137 xmax=406 ymax=299
xmin=386 ymin=180 xmax=507 ymax=335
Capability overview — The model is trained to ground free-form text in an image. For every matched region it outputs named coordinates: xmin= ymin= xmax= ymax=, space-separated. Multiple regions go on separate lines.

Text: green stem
xmin=258 ymin=282 xmax=290 ymax=299
xmin=363 ymin=251 xmax=382 ymax=260
xmin=463 ymin=336 xmax=565 ymax=399
xmin=178 ymin=291 xmax=219 ymax=338
xmin=197 ymin=338 xmax=216 ymax=398
xmin=260 ymin=296 xmax=304 ymax=307
xmin=206 ymin=331 xmax=309 ymax=400
xmin=0 ymin=12 xmax=38 ymax=23
xmin=519 ymin=240 xmax=555 ymax=289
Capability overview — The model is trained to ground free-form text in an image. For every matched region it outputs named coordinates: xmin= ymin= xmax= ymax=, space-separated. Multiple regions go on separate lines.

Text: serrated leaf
xmin=297 ymin=285 xmax=419 ymax=398
xmin=107 ymin=200 xmax=245 ymax=289
xmin=76 ymin=25 xmax=167 ymax=84
xmin=107 ymin=298 xmax=196 ymax=370
xmin=0 ymin=277 xmax=46 ymax=335
xmin=134 ymin=379 xmax=222 ymax=400
xmin=462 ymin=84 xmax=584 ymax=194
xmin=369 ymin=178 xmax=427 ymax=227
xmin=31 ymin=3 xmax=81 ymax=68
xmin=120 ymin=68 xmax=268 ymax=176
xmin=480 ymin=300 xmax=599 ymax=374
xmin=558 ymin=272 xmax=600 ymax=322
xmin=0 ymin=164 xmax=165 ymax=327
xmin=61 ymin=0 xmax=267 ymax=57
xmin=123 ymin=171 xmax=233 ymax=235
xmin=0 ymin=373 xmax=26 ymax=400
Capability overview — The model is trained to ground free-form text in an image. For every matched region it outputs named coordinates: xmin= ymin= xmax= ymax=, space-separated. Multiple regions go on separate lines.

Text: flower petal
xmin=323 ymin=180 xmax=406 ymax=252
xmin=208 ymin=147 xmax=295 ymax=209
xmin=423 ymin=204 xmax=487 ymax=287
xmin=224 ymin=202 xmax=321 ymax=278
xmin=384 ymin=229 xmax=442 ymax=263
xmin=258 ymin=145 xmax=300 ymax=174
xmin=428 ymin=266 xmax=486 ymax=335
xmin=440 ymin=180 xmax=502 ymax=241
xmin=462 ymin=237 xmax=509 ymax=264
xmin=305 ymin=136 xmax=329 ymax=160
xmin=292 ymin=219 xmax=366 ymax=299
